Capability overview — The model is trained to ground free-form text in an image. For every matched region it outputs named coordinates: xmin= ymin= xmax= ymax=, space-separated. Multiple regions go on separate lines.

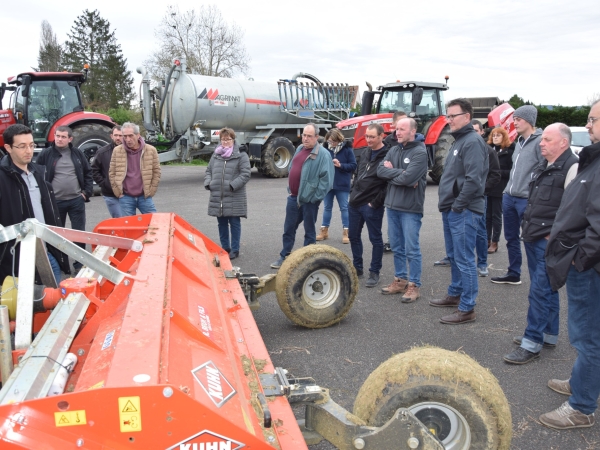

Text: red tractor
xmin=337 ymin=79 xmax=516 ymax=183
xmin=0 ymin=69 xmax=115 ymax=163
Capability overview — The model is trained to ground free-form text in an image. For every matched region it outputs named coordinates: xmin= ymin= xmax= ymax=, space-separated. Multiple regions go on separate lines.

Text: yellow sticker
xmin=118 ymin=396 xmax=142 ymax=433
xmin=88 ymin=380 xmax=105 ymax=390
xmin=54 ymin=410 xmax=87 ymax=427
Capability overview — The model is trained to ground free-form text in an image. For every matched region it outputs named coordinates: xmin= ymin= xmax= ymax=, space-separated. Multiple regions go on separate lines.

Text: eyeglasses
xmin=327 ymin=140 xmax=340 ymax=145
xmin=221 ymin=138 xmax=233 ymax=142
xmin=302 ymin=134 xmax=316 ymax=138
xmin=588 ymin=117 xmax=599 ymax=125
xmin=446 ymin=112 xmax=467 ymax=121
xmin=365 ymin=135 xmax=380 ymax=140
xmin=12 ymin=143 xmax=36 ymax=150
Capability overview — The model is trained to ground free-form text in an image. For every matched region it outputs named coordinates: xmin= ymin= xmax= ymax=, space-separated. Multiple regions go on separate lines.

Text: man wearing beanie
xmin=491 ymin=105 xmax=544 ymax=285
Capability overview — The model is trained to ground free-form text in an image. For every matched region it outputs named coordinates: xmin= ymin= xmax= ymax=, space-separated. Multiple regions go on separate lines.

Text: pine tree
xmin=36 ymin=20 xmax=62 ymax=72
xmin=63 ymin=10 xmax=134 ymax=110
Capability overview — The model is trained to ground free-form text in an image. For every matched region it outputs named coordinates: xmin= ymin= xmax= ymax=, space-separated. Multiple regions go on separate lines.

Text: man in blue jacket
xmin=270 ymin=124 xmax=334 ymax=269
xmin=429 ymin=98 xmax=488 ymax=324
xmin=377 ymin=118 xmax=428 ymax=302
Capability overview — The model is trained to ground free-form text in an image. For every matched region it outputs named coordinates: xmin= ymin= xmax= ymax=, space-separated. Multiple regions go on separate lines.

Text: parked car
xmin=570 ymin=126 xmax=591 ymax=154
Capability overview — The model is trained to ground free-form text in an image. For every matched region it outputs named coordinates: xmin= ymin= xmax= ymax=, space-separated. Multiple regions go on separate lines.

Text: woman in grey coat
xmin=204 ymin=128 xmax=251 ymax=259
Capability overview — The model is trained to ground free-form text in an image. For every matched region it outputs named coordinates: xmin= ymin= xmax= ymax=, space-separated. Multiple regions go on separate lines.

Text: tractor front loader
xmin=0 ymin=214 xmax=511 ymax=449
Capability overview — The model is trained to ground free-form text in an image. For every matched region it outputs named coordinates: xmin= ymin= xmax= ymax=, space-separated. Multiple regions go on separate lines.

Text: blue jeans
xmin=280 ymin=196 xmax=320 ymax=258
xmin=502 ymin=193 xmax=528 ymax=277
xmin=322 ymin=189 xmax=350 ymax=228
xmin=103 ymin=196 xmax=123 ymax=218
xmin=217 ymin=216 xmax=241 ymax=252
xmin=47 ymin=251 xmax=61 ymax=285
xmin=521 ymin=239 xmax=559 ymax=352
xmin=119 ymin=195 xmax=157 ymax=216
xmin=476 ymin=197 xmax=488 ymax=269
xmin=348 ymin=204 xmax=384 ymax=274
xmin=387 ymin=209 xmax=422 ymax=286
xmin=567 ymin=266 xmax=600 ymax=415
xmin=57 ymin=195 xmax=86 ymax=253
xmin=442 ymin=210 xmax=481 ymax=311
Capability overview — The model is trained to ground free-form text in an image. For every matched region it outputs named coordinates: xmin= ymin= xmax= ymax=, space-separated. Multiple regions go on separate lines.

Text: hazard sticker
xmin=192 ymin=361 xmax=236 ymax=408
xmin=118 ymin=396 xmax=142 ymax=432
xmin=54 ymin=410 xmax=87 ymax=427
xmin=166 ymin=429 xmax=245 ymax=450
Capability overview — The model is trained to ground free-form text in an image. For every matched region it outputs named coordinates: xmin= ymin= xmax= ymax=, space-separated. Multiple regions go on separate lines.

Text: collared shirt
xmin=20 ymin=169 xmax=45 ymax=224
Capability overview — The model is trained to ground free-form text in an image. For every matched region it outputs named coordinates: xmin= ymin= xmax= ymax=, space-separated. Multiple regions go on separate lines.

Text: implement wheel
xmin=275 ymin=245 xmax=358 ymax=328
xmin=353 ymin=347 xmax=512 ymax=450
xmin=261 ymin=137 xmax=294 ymax=178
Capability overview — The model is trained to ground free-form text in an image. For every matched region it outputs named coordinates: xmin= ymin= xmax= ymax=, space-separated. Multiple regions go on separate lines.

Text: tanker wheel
xmin=429 ymin=127 xmax=454 ymax=185
xmin=72 ymin=124 xmax=112 ymax=196
xmin=261 ymin=137 xmax=294 ymax=178
xmin=275 ymin=245 xmax=358 ymax=328
xmin=353 ymin=347 xmax=512 ymax=450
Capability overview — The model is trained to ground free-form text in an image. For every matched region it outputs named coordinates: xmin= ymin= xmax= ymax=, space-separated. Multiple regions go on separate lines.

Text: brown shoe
xmin=548 ymin=378 xmax=572 ymax=396
xmin=488 ymin=241 xmax=498 ymax=253
xmin=401 ymin=283 xmax=420 ymax=303
xmin=316 ymin=226 xmax=329 ymax=241
xmin=429 ymin=294 xmax=460 ymax=307
xmin=440 ymin=309 xmax=476 ymax=324
xmin=342 ymin=228 xmax=350 ymax=244
xmin=539 ymin=401 xmax=595 ymax=429
xmin=380 ymin=277 xmax=408 ymax=295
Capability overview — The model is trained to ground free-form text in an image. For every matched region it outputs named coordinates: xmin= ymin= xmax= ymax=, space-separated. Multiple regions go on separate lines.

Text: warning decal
xmin=118 ymin=396 xmax=142 ymax=433
xmin=54 ymin=410 xmax=87 ymax=427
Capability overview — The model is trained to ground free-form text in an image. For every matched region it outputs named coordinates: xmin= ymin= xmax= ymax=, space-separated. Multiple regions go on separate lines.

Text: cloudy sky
xmin=1 ymin=0 xmax=598 ymax=107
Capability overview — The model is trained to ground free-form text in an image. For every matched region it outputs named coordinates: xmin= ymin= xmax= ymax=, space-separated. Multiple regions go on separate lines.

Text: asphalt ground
xmin=81 ymin=165 xmax=599 ymax=450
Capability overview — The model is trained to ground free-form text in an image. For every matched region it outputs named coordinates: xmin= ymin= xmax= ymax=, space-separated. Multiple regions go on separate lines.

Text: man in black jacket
xmin=92 ymin=126 xmax=123 ymax=218
xmin=429 ymin=99 xmax=488 ymax=324
xmin=348 ymin=124 xmax=389 ymax=288
xmin=36 ymin=126 xmax=93 ymax=270
xmin=539 ymin=101 xmax=600 ymax=430
xmin=0 ymin=124 xmax=70 ymax=284
xmin=503 ymin=123 xmax=578 ymax=365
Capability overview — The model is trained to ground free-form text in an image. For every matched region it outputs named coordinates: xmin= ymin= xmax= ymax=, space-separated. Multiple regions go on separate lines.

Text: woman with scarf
xmin=316 ymin=129 xmax=357 ymax=244
xmin=204 ymin=128 xmax=251 ymax=260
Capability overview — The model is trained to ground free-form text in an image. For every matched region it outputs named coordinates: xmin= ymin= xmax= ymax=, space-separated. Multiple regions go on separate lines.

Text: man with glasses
xmin=539 ymin=100 xmax=600 ymax=430
xmin=491 ymin=105 xmax=544 ymax=285
xmin=0 ymin=124 xmax=70 ymax=283
xmin=347 ymin=124 xmax=390 ymax=287
xmin=92 ymin=125 xmax=123 ymax=218
xmin=36 ymin=126 xmax=93 ymax=270
xmin=429 ymin=99 xmax=488 ymax=324
xmin=109 ymin=122 xmax=161 ymax=216
xmin=270 ymin=124 xmax=334 ymax=269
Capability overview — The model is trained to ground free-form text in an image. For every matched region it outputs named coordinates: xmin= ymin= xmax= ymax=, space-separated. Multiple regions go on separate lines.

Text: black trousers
xmin=57 ymin=195 xmax=87 ymax=253
xmin=486 ymin=195 xmax=503 ymax=242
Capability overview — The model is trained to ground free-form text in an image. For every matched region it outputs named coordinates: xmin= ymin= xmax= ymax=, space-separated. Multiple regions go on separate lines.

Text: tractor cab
xmin=6 ymin=72 xmax=85 ymax=145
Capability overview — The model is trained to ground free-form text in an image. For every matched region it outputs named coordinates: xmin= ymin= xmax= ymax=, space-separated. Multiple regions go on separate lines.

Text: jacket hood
xmin=578 ymin=141 xmax=600 ymax=172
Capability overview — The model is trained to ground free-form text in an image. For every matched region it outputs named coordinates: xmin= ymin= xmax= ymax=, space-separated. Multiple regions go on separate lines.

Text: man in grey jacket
xmin=377 ymin=118 xmax=428 ymax=302
xmin=491 ymin=105 xmax=544 ymax=285
xmin=429 ymin=98 xmax=488 ymax=324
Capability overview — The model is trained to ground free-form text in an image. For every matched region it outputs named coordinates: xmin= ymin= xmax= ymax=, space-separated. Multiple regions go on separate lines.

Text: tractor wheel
xmin=261 ymin=137 xmax=294 ymax=178
xmin=275 ymin=245 xmax=358 ymax=328
xmin=353 ymin=347 xmax=512 ymax=450
xmin=429 ymin=127 xmax=454 ymax=185
xmin=72 ymin=124 xmax=112 ymax=196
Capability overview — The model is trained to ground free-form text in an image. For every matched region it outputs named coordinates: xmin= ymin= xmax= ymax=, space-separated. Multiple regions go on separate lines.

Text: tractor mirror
xmin=21 ymin=75 xmax=32 ymax=98
xmin=413 ymin=88 xmax=423 ymax=106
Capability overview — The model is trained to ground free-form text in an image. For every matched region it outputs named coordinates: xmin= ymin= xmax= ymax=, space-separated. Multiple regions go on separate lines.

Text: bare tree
xmin=144 ymin=5 xmax=250 ymax=81
xmin=36 ymin=20 xmax=62 ymax=72
xmin=587 ymin=92 xmax=600 ymax=106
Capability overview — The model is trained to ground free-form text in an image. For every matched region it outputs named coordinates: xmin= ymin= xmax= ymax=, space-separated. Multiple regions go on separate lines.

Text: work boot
xmin=548 ymin=379 xmax=572 ymax=396
xmin=539 ymin=402 xmax=595 ymax=430
xmin=503 ymin=346 xmax=540 ymax=364
xmin=401 ymin=283 xmax=420 ymax=303
xmin=365 ymin=272 xmax=380 ymax=288
xmin=342 ymin=228 xmax=350 ymax=244
xmin=380 ymin=277 xmax=408 ymax=295
xmin=316 ymin=226 xmax=329 ymax=241
xmin=488 ymin=241 xmax=498 ymax=253
xmin=429 ymin=294 xmax=460 ymax=307
xmin=439 ymin=309 xmax=476 ymax=324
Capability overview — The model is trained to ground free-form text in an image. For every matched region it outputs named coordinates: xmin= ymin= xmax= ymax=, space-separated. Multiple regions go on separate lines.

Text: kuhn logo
xmin=166 ymin=429 xmax=245 ymax=450
xmin=198 ymin=88 xmax=241 ymax=102
xmin=192 ymin=361 xmax=236 ymax=408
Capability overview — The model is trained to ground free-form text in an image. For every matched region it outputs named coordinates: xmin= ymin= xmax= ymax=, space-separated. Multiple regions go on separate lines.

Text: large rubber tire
xmin=353 ymin=347 xmax=512 ymax=450
xmin=72 ymin=124 xmax=112 ymax=196
xmin=275 ymin=245 xmax=358 ymax=328
xmin=429 ymin=127 xmax=454 ymax=185
xmin=261 ymin=137 xmax=294 ymax=178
